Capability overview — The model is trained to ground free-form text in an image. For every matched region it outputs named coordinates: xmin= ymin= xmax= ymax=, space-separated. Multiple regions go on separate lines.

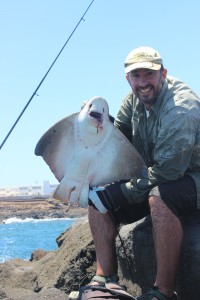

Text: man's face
xmin=126 ymin=68 xmax=167 ymax=109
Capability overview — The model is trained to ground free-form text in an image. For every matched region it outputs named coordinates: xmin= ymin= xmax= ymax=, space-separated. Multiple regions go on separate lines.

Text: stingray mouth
xmin=89 ymin=111 xmax=103 ymax=123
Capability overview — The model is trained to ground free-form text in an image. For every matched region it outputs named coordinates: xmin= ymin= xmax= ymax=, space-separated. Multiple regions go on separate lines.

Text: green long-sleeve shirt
xmin=115 ymin=76 xmax=200 ymax=208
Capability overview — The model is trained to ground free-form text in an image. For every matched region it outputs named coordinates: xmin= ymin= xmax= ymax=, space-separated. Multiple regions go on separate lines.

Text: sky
xmin=0 ymin=0 xmax=200 ymax=188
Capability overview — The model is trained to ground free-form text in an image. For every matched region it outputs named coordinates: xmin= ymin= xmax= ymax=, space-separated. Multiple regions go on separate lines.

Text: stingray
xmin=35 ymin=96 xmax=146 ymax=208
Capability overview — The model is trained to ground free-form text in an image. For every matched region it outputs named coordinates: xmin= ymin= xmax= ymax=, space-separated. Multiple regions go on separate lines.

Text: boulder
xmin=117 ymin=213 xmax=200 ymax=300
xmin=30 ymin=249 xmax=48 ymax=261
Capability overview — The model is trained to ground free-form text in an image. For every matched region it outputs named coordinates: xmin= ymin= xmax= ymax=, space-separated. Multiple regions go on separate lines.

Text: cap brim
xmin=125 ymin=62 xmax=161 ymax=73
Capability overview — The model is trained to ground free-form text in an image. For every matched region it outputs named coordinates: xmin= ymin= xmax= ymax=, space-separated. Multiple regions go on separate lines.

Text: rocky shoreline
xmin=0 ymin=197 xmax=89 ymax=299
xmin=0 ymin=215 xmax=93 ymax=300
xmin=0 ymin=197 xmax=87 ymax=223
xmin=1 ymin=198 xmax=199 ymax=300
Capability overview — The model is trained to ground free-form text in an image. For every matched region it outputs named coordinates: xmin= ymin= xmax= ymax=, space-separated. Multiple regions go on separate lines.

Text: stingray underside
xmin=35 ymin=114 xmax=146 ymax=205
xmin=87 ymin=122 xmax=146 ymax=187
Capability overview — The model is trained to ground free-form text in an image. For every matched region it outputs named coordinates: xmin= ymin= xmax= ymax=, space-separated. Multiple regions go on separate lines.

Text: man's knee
xmin=88 ymin=204 xmax=117 ymax=239
xmin=148 ymin=194 xmax=169 ymax=218
xmin=149 ymin=176 xmax=197 ymax=218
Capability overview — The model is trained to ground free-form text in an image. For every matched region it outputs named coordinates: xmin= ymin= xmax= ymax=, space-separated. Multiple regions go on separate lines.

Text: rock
xmin=1 ymin=287 xmax=69 ymax=300
xmin=0 ymin=258 xmax=39 ymax=299
xmin=0 ymin=216 xmax=96 ymax=299
xmin=1 ymin=210 xmax=200 ymax=300
xmin=30 ymin=250 xmax=48 ymax=262
xmin=176 ymin=213 xmax=200 ymax=299
xmin=34 ymin=216 xmax=96 ymax=294
xmin=117 ymin=213 xmax=200 ymax=300
xmin=0 ymin=290 xmax=7 ymax=299
xmin=15 ymin=288 xmax=69 ymax=300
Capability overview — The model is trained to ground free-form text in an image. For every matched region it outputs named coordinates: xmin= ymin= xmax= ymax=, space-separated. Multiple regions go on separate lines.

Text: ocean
xmin=0 ymin=217 xmax=76 ymax=263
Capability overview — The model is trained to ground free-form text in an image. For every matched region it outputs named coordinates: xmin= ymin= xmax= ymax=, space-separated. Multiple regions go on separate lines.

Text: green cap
xmin=124 ymin=46 xmax=163 ymax=73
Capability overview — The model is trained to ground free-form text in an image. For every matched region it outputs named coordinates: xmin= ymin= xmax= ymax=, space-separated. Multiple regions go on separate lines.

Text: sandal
xmin=90 ymin=274 xmax=119 ymax=285
xmin=78 ymin=281 xmax=135 ymax=300
xmin=137 ymin=287 xmax=178 ymax=300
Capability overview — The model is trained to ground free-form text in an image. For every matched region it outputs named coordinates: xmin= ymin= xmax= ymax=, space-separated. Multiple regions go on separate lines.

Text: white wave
xmin=3 ymin=217 xmax=34 ymax=224
xmin=3 ymin=217 xmax=76 ymax=224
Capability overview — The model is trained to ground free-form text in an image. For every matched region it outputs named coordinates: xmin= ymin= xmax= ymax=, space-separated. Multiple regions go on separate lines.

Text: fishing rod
xmin=0 ymin=0 xmax=95 ymax=151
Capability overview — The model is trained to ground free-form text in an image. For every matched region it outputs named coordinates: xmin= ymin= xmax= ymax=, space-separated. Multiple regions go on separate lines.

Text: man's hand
xmin=88 ymin=181 xmax=129 ymax=214
xmin=88 ymin=187 xmax=108 ymax=213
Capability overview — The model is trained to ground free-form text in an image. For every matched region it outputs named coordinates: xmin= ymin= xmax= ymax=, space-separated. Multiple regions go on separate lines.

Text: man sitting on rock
xmin=88 ymin=46 xmax=200 ymax=300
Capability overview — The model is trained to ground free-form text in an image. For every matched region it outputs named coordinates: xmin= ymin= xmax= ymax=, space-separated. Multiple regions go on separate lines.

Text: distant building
xmin=0 ymin=181 xmax=58 ymax=198
xmin=43 ymin=181 xmax=58 ymax=196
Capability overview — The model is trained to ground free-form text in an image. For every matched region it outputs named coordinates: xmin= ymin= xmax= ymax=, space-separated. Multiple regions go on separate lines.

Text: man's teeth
xmin=140 ymin=87 xmax=151 ymax=93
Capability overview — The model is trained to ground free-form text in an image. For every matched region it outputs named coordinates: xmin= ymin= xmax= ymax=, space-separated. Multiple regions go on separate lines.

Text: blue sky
xmin=0 ymin=0 xmax=200 ymax=188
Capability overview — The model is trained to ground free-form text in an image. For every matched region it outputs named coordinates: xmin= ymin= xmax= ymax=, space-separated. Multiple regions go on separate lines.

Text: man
xmin=87 ymin=46 xmax=200 ymax=300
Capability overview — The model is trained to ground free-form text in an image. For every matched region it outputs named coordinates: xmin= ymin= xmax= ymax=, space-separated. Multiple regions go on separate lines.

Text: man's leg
xmin=88 ymin=199 xmax=150 ymax=278
xmin=149 ymin=195 xmax=183 ymax=298
xmin=88 ymin=205 xmax=118 ymax=277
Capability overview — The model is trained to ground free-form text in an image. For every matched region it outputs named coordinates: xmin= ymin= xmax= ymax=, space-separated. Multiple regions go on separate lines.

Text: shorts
xmin=109 ymin=175 xmax=197 ymax=225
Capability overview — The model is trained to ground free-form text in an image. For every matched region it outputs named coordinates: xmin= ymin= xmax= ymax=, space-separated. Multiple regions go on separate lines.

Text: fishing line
xmin=0 ymin=0 xmax=95 ymax=151
xmin=109 ymin=211 xmax=134 ymax=282
xmin=99 ymin=190 xmax=134 ymax=282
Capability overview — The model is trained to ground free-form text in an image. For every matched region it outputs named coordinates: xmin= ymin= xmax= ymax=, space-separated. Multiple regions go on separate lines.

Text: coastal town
xmin=0 ymin=181 xmax=87 ymax=224
xmin=0 ymin=181 xmax=57 ymax=199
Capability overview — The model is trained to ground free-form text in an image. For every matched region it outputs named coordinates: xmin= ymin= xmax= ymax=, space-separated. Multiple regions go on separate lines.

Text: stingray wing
xmin=89 ymin=123 xmax=146 ymax=187
xmin=35 ymin=113 xmax=78 ymax=182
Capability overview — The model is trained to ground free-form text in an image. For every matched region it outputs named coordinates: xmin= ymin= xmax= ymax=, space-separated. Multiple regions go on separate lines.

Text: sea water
xmin=0 ymin=217 xmax=76 ymax=263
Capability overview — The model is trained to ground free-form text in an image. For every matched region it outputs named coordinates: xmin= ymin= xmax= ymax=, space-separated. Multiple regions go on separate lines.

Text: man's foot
xmin=136 ymin=287 xmax=178 ymax=300
xmin=89 ymin=274 xmax=119 ymax=286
